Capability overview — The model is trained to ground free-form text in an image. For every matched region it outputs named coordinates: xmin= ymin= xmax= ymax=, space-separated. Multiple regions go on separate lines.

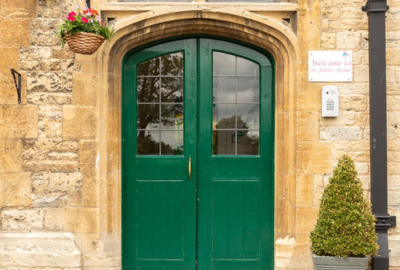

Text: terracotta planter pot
xmin=312 ymin=254 xmax=368 ymax=270
xmin=65 ymin=32 xmax=105 ymax=55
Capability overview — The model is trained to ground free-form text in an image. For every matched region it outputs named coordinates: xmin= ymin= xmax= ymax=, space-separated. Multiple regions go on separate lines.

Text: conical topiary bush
xmin=310 ymin=155 xmax=378 ymax=258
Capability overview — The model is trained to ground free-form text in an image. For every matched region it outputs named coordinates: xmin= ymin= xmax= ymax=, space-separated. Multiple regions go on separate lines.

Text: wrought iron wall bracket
xmin=375 ymin=214 xmax=396 ymax=228
xmin=10 ymin=69 xmax=21 ymax=104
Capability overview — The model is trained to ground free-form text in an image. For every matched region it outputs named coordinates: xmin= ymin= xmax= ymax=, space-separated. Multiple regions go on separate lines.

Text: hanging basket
xmin=65 ymin=32 xmax=106 ymax=55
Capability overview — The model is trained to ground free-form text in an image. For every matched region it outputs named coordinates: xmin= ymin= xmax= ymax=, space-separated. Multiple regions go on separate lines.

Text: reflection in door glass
xmin=137 ymin=52 xmax=184 ymax=155
xmin=212 ymin=52 xmax=260 ymax=155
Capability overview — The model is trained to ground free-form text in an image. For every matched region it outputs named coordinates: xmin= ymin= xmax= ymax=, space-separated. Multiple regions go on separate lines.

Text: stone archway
xmin=93 ymin=10 xmax=299 ymax=261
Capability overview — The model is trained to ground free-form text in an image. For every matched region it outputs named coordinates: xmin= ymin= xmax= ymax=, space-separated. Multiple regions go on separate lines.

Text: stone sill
xmin=100 ymin=2 xmax=298 ymax=12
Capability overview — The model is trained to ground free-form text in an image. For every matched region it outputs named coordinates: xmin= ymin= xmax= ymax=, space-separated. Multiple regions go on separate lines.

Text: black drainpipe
xmin=361 ymin=1 xmax=396 ymax=269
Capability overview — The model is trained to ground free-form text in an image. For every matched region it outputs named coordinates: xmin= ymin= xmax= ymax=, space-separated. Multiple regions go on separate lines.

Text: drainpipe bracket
xmin=375 ymin=214 xmax=396 ymax=229
xmin=362 ymin=1 xmax=389 ymax=13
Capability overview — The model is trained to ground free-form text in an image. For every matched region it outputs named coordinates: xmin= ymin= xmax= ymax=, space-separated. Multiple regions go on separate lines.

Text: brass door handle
xmin=188 ymin=157 xmax=191 ymax=180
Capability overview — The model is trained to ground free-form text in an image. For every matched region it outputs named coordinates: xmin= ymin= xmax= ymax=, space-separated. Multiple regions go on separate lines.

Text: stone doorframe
xmin=90 ymin=8 xmax=299 ymax=261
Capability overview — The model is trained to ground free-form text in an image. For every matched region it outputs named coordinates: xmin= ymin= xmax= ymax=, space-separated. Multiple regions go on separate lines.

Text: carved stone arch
xmin=96 ymin=10 xmax=298 ymax=245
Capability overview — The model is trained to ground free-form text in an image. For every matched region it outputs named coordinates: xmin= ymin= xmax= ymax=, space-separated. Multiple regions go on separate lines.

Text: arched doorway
xmin=122 ymin=38 xmax=274 ymax=270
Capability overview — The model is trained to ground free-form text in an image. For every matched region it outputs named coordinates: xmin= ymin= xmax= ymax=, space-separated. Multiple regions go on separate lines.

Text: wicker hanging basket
xmin=65 ymin=32 xmax=106 ymax=55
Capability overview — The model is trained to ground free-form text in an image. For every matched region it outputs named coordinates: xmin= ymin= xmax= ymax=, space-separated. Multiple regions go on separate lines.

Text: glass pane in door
xmin=212 ymin=52 xmax=260 ymax=155
xmin=137 ymin=52 xmax=184 ymax=155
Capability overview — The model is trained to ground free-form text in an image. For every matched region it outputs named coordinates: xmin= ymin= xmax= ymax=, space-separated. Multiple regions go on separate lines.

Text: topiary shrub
xmin=310 ymin=155 xmax=379 ymax=257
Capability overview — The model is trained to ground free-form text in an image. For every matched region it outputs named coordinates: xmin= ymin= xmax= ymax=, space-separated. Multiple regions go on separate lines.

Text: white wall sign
xmin=309 ymin=51 xmax=352 ymax=82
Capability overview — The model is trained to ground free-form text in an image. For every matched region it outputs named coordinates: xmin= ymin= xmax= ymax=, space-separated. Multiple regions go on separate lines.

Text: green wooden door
xmin=123 ymin=38 xmax=274 ymax=270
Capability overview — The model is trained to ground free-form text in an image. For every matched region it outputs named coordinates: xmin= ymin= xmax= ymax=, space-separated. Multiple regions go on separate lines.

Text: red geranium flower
xmin=81 ymin=17 xmax=88 ymax=23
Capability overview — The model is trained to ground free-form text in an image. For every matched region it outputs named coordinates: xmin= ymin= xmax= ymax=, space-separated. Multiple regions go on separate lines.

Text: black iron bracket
xmin=10 ymin=69 xmax=21 ymax=104
xmin=375 ymin=214 xmax=396 ymax=229
xmin=86 ymin=0 xmax=90 ymax=8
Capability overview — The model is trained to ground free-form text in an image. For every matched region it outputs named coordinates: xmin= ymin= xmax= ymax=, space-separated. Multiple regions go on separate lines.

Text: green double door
xmin=123 ymin=38 xmax=274 ymax=270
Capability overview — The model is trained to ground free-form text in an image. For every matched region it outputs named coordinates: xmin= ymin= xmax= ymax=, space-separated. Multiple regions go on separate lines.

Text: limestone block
xmin=296 ymin=174 xmax=313 ymax=207
xmin=0 ymin=19 xmax=30 ymax=47
xmin=31 ymin=30 xmax=60 ymax=46
xmin=296 ymin=112 xmax=319 ymax=141
xmin=28 ymin=92 xmax=72 ymax=105
xmin=63 ymin=107 xmax=99 ymax=140
xmin=354 ymin=65 xmax=369 ymax=82
xmin=389 ymin=150 xmax=400 ymax=163
xmin=388 ymin=112 xmax=400 ymax=126
xmin=321 ymin=19 xmax=329 ymax=30
xmin=62 ymin=60 xmax=76 ymax=72
xmin=1 ymin=173 xmax=31 ymax=206
xmin=64 ymin=207 xmax=99 ymax=233
xmin=50 ymin=172 xmax=83 ymax=189
xmin=388 ymin=190 xmax=400 ymax=207
xmin=333 ymin=141 xmax=369 ymax=152
xmin=321 ymin=112 xmax=355 ymax=126
xmin=38 ymin=5 xmax=62 ymax=18
xmin=388 ymin=175 xmax=400 ymax=191
xmin=388 ymin=49 xmax=400 ymax=67
xmin=0 ymin=71 xmax=20 ymax=105
xmin=31 ymin=172 xmax=83 ymax=207
xmin=295 ymin=207 xmax=318 ymax=235
xmin=321 ymin=32 xmax=336 ymax=49
xmin=69 ymin=188 xmax=83 ymax=206
xmin=297 ymin=142 xmax=332 ymax=174
xmin=0 ymin=140 xmax=22 ymax=172
xmin=0 ymin=0 xmax=38 ymax=19
xmin=0 ymin=106 xmax=38 ymax=139
xmin=359 ymin=175 xmax=370 ymax=190
xmin=338 ymin=83 xmax=368 ymax=95
xmin=73 ymin=73 xmax=99 ymax=106
xmin=83 ymin=174 xmax=100 ymax=206
xmin=337 ymin=31 xmax=361 ymax=50
xmin=389 ymin=162 xmax=400 ymax=175
xmin=321 ymin=7 xmax=340 ymax=18
xmin=1 ymin=209 xmax=43 ymax=230
xmin=27 ymin=72 xmax=63 ymax=92
xmin=40 ymin=59 xmax=62 ymax=72
xmin=44 ymin=207 xmax=64 ymax=231
xmin=39 ymin=105 xmax=63 ymax=139
xmin=52 ymin=47 xmax=74 ymax=59
xmin=387 ymin=66 xmax=396 ymax=83
xmin=80 ymin=141 xmax=98 ymax=173
xmin=332 ymin=150 xmax=370 ymax=163
xmin=22 ymin=139 xmax=79 ymax=173
xmin=389 ymin=235 xmax=400 ymax=267
xmin=388 ymin=95 xmax=400 ymax=111
xmin=21 ymin=47 xmax=52 ymax=60
xmin=329 ymin=19 xmax=367 ymax=31
xmin=0 ymin=48 xmax=20 ymax=73
xmin=396 ymin=67 xmax=400 ymax=83
xmin=354 ymin=163 xmax=369 ymax=174
xmin=0 ymin=232 xmax=81 ymax=267
xmin=340 ymin=95 xmax=368 ymax=111
xmin=320 ymin=126 xmax=362 ymax=141
xmin=353 ymin=112 xmax=369 ymax=126
xmin=275 ymin=236 xmax=296 ymax=269
xmin=313 ymin=174 xmax=324 ymax=206
xmin=21 ymin=60 xmax=40 ymax=71
xmin=31 ymin=18 xmax=60 ymax=30
xmin=352 ymin=51 xmax=368 ymax=65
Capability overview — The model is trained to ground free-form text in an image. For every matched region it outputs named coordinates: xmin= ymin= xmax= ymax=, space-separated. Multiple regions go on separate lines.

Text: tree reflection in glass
xmin=137 ymin=52 xmax=184 ymax=155
xmin=212 ymin=52 xmax=260 ymax=155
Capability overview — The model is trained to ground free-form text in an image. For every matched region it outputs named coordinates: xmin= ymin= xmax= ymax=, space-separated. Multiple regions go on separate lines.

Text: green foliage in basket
xmin=56 ymin=4 xmax=115 ymax=47
xmin=310 ymin=155 xmax=379 ymax=257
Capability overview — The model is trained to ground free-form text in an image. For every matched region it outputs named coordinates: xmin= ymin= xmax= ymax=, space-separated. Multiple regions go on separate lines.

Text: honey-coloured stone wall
xmin=0 ymin=0 xmax=399 ymax=269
